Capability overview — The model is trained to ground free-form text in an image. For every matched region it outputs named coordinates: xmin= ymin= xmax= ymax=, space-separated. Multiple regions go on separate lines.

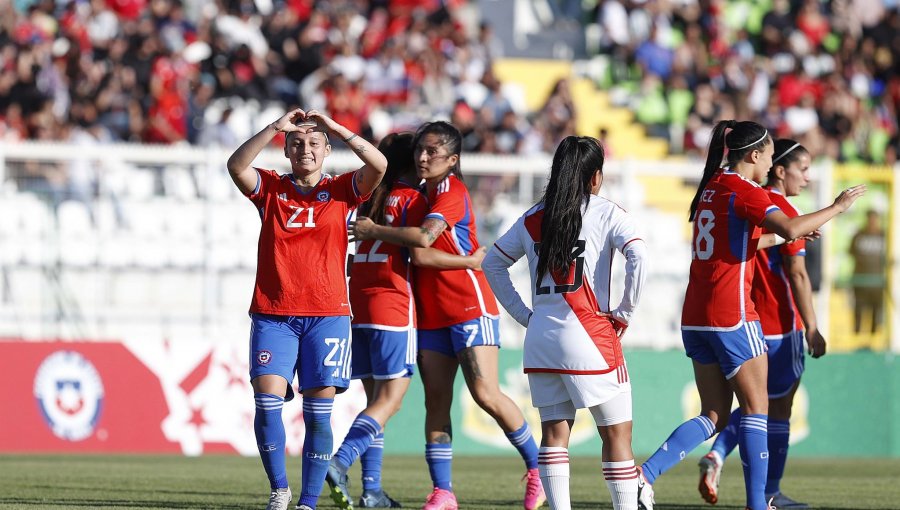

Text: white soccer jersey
xmin=483 ymin=195 xmax=647 ymax=375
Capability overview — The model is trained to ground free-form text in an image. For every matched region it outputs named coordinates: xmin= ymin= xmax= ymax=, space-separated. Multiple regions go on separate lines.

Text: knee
xmin=471 ymin=386 xmax=501 ymax=413
xmin=424 ymin=392 xmax=452 ymax=414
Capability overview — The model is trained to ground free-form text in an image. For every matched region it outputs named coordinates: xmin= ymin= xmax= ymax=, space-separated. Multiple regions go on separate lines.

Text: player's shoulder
xmin=437 ymin=174 xmax=467 ymax=196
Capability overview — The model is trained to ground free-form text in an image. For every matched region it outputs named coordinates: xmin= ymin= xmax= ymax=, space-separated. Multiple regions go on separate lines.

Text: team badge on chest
xmin=317 ymin=191 xmax=330 ymax=202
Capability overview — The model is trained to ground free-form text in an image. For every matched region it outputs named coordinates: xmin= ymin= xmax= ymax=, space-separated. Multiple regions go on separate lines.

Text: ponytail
xmin=689 ymin=120 xmax=770 ymax=220
xmin=537 ymin=136 xmax=605 ymax=282
xmin=358 ymin=132 xmax=415 ymax=225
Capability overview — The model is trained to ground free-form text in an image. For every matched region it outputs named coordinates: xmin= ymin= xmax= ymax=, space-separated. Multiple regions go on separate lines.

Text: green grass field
xmin=1 ymin=454 xmax=899 ymax=509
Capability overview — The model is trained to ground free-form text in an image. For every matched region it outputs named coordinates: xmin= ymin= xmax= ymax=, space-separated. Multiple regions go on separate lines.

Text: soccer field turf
xmin=1 ymin=454 xmax=898 ymax=509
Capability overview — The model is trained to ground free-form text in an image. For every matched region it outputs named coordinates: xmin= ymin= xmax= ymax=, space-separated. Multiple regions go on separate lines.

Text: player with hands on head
xmin=482 ymin=136 xmax=648 ymax=510
xmin=350 ymin=121 xmax=544 ymax=510
xmin=226 ymin=108 xmax=387 ymax=510
xmin=698 ymin=140 xmax=827 ymax=510
xmin=635 ymin=121 xmax=864 ymax=510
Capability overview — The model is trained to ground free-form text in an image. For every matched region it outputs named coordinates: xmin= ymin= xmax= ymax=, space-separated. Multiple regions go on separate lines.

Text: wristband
xmin=343 ymin=133 xmax=358 ymax=143
xmin=773 ymin=234 xmax=786 ymax=246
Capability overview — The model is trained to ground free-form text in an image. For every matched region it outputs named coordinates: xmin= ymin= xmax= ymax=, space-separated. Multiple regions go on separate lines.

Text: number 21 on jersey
xmin=287 ymin=206 xmax=316 ymax=228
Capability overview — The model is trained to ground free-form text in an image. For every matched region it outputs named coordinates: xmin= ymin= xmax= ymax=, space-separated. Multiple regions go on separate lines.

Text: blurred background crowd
xmin=2 ymin=0 xmax=900 ymax=164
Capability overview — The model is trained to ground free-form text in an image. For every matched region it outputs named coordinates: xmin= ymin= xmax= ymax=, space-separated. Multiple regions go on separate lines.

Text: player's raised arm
xmin=762 ymin=185 xmax=866 ymax=240
xmin=305 ymin=110 xmax=387 ymax=196
xmin=349 ymin=216 xmax=447 ymax=248
xmin=227 ymin=108 xmax=305 ymax=195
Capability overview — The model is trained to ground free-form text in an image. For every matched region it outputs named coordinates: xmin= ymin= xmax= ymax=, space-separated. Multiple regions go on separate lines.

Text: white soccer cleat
xmin=637 ymin=466 xmax=654 ymax=510
xmin=698 ymin=451 xmax=723 ymax=505
xmin=266 ymin=487 xmax=292 ymax=510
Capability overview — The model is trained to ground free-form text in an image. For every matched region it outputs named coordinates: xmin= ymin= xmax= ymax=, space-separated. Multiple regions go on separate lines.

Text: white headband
xmin=772 ymin=142 xmax=801 ymax=164
xmin=730 ymin=129 xmax=768 ymax=151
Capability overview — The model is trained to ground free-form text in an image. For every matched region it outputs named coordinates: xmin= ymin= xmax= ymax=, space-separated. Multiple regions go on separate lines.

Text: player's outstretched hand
xmin=349 ymin=216 xmax=376 ymax=243
xmin=807 ymin=329 xmax=827 ymax=358
xmin=799 ymin=229 xmax=821 ymax=242
xmin=833 ymin=184 xmax=866 ymax=213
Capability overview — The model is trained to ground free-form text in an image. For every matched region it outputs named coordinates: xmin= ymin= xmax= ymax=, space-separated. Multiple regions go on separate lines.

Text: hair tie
xmin=730 ymin=129 xmax=768 ymax=151
xmin=772 ymin=142 xmax=801 ymax=164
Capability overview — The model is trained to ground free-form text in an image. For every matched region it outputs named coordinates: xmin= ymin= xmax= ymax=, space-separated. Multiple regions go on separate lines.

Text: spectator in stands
xmin=850 ymin=209 xmax=887 ymax=336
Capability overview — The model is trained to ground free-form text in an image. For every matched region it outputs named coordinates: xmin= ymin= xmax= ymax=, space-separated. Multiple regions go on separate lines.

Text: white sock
xmin=538 ymin=447 xmax=570 ymax=510
xmin=602 ymin=459 xmax=638 ymax=510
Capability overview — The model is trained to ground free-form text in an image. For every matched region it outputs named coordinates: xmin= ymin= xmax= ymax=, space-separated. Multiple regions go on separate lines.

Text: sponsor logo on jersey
xmin=317 ymin=191 xmax=330 ymax=202
xmin=33 ymin=351 xmax=104 ymax=441
xmin=256 ymin=350 xmax=272 ymax=365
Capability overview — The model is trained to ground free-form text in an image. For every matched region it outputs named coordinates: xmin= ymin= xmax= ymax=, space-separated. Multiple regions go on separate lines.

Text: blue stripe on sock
xmin=505 ymin=422 xmax=538 ymax=469
xmin=425 ymin=443 xmax=453 ymax=490
xmin=254 ymin=393 xmax=287 ymax=490
xmin=642 ymin=415 xmax=716 ymax=485
xmin=335 ymin=413 xmax=381 ymax=468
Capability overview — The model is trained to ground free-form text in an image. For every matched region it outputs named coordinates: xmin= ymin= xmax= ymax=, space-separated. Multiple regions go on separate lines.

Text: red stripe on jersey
xmin=522 ymin=208 xmax=621 ymax=370
xmin=494 ymin=244 xmax=517 ymax=262
xmin=622 ymin=238 xmax=643 ymax=250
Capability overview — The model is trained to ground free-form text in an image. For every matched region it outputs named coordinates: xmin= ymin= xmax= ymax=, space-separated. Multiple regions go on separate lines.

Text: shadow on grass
xmin=0 ymin=498 xmax=251 ymax=509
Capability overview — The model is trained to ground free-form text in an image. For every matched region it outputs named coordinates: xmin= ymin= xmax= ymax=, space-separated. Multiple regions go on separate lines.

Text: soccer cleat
xmin=266 ymin=487 xmax=292 ymax=510
xmin=767 ymin=492 xmax=807 ymax=509
xmin=359 ymin=489 xmax=402 ymax=508
xmin=522 ymin=468 xmax=546 ymax=510
xmin=698 ymin=451 xmax=723 ymax=505
xmin=326 ymin=462 xmax=354 ymax=510
xmin=421 ymin=487 xmax=458 ymax=510
xmin=296 ymin=506 xmax=314 ymax=510
xmin=637 ymin=465 xmax=655 ymax=510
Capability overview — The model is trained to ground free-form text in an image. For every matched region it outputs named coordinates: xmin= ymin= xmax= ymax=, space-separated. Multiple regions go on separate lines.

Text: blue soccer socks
xmin=765 ymin=419 xmax=790 ymax=497
xmin=254 ymin=393 xmax=288 ymax=490
xmin=425 ymin=443 xmax=453 ymax=490
xmin=361 ymin=433 xmax=385 ymax=491
xmin=710 ymin=408 xmax=742 ymax=460
xmin=739 ymin=414 xmax=769 ymax=510
xmin=506 ymin=422 xmax=539 ymax=470
xmin=335 ymin=413 xmax=382 ymax=469
xmin=641 ymin=415 xmax=715 ymax=485
xmin=299 ymin=397 xmax=334 ymax=509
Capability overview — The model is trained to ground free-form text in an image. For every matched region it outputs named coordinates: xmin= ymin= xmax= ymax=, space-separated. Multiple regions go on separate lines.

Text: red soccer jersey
xmin=247 ymin=169 xmax=368 ymax=316
xmin=681 ymin=170 xmax=781 ymax=329
xmin=407 ymin=174 xmax=500 ymax=329
xmin=349 ymin=180 xmax=421 ymax=329
xmin=751 ymin=188 xmax=806 ymax=337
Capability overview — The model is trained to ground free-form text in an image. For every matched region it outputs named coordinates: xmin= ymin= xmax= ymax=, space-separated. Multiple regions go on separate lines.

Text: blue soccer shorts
xmin=766 ymin=329 xmax=805 ymax=398
xmin=351 ymin=327 xmax=416 ymax=380
xmin=418 ymin=316 xmax=500 ymax=357
xmin=249 ymin=314 xmax=352 ymax=396
xmin=682 ymin=321 xmax=767 ymax=379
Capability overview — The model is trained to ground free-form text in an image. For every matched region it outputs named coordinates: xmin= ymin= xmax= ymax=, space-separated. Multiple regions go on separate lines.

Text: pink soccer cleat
xmin=522 ymin=468 xmax=546 ymax=510
xmin=422 ymin=488 xmax=458 ymax=510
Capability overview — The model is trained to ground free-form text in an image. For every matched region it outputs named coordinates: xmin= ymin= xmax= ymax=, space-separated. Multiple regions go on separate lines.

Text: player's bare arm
xmin=305 ymin=110 xmax=387 ymax=196
xmin=349 ymin=217 xmax=448 ymax=248
xmin=785 ymin=254 xmax=826 ymax=358
xmin=226 ymin=108 xmax=306 ymax=195
xmin=762 ymin=184 xmax=866 ymax=240
xmin=411 ymin=245 xmax=486 ymax=270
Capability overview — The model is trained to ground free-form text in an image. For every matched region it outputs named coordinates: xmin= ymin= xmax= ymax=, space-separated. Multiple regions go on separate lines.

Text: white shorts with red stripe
xmin=529 ymin=370 xmax=631 ymax=423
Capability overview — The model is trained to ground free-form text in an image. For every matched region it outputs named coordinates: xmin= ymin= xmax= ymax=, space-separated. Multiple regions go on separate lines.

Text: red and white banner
xmin=0 ymin=339 xmax=366 ymax=454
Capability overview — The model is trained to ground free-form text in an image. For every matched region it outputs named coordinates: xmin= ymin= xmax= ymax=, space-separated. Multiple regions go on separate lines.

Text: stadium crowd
xmin=1 ymin=0 xmax=899 ymax=164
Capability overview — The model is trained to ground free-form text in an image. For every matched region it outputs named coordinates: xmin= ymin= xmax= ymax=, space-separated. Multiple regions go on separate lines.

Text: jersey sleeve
xmin=332 ymin=171 xmax=371 ymax=206
xmin=483 ymin=215 xmax=532 ymax=327
xmin=248 ymin=168 xmax=278 ymax=205
xmin=736 ymin=185 xmax=781 ymax=226
xmin=424 ymin=182 xmax=465 ymax=228
xmin=608 ymin=209 xmax=648 ymax=324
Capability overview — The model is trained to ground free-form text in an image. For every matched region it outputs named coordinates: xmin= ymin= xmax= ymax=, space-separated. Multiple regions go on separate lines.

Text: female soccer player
xmin=350 ymin=121 xmax=544 ymax=510
xmin=226 ymin=108 xmax=387 ymax=510
xmin=636 ymin=121 xmax=865 ymax=510
xmin=698 ymin=140 xmax=823 ymax=509
xmin=327 ymin=133 xmax=484 ymax=510
xmin=482 ymin=136 xmax=648 ymax=510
